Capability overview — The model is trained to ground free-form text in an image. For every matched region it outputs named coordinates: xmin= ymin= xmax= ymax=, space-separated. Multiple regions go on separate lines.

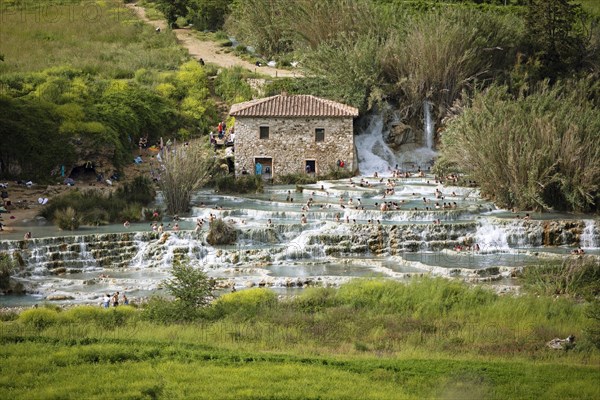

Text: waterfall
xmin=474 ymin=219 xmax=509 ymax=251
xmin=354 ymin=114 xmax=398 ymax=175
xmin=354 ymin=106 xmax=439 ymax=176
xmin=423 ymin=100 xmax=434 ymax=150
xmin=581 ymin=220 xmax=598 ymax=249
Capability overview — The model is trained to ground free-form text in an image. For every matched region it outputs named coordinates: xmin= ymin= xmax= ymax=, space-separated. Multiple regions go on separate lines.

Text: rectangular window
xmin=259 ymin=126 xmax=269 ymax=139
xmin=315 ymin=128 xmax=325 ymax=142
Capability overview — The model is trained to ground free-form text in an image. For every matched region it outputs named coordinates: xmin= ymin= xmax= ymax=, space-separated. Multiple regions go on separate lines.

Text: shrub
xmin=214 ymin=175 xmax=263 ymax=194
xmin=275 ymin=173 xmax=316 ymax=185
xmin=142 ymin=296 xmax=191 ymax=323
xmin=164 ymin=261 xmax=215 ymax=309
xmin=120 ymin=203 xmax=143 ymax=222
xmin=41 ymin=181 xmax=152 ymax=227
xmin=0 ymin=252 xmax=17 ymax=291
xmin=319 ymin=168 xmax=354 ymax=181
xmin=62 ymin=305 xmax=137 ymax=329
xmin=214 ymin=66 xmax=255 ymax=104
xmin=54 ymin=207 xmax=81 ymax=230
xmin=0 ymin=310 xmax=18 ymax=321
xmin=19 ymin=308 xmax=59 ymax=331
xmin=436 ymin=80 xmax=600 ymax=212
xmin=585 ymin=300 xmax=600 ymax=350
xmin=81 ymin=208 xmax=110 ymax=226
xmin=115 ymin=176 xmax=156 ymax=205
xmin=520 ymin=257 xmax=600 ymax=298
xmin=291 ymin=287 xmax=339 ymax=313
xmin=335 ymin=277 xmax=496 ymax=317
xmin=206 ymin=218 xmax=237 ymax=245
xmin=159 ymin=142 xmax=216 ymax=215
xmin=213 ymin=288 xmax=277 ymax=320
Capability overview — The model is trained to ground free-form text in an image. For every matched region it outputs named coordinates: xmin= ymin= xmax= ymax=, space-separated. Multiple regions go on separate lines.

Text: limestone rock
xmin=47 ymin=294 xmax=74 ymax=301
xmin=546 ymin=335 xmax=575 ymax=350
xmin=387 ymin=122 xmax=414 ymax=150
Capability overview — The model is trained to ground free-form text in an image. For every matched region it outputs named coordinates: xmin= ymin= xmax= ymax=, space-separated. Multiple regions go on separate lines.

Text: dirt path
xmin=126 ymin=4 xmax=301 ymax=78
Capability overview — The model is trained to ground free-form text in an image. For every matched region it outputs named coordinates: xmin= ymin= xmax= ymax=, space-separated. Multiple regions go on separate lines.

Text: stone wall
xmin=233 ymin=116 xmax=354 ymax=177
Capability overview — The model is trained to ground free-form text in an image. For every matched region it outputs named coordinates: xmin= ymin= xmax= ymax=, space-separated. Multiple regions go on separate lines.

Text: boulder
xmin=546 ymin=335 xmax=575 ymax=350
xmin=386 ymin=122 xmax=415 ymax=150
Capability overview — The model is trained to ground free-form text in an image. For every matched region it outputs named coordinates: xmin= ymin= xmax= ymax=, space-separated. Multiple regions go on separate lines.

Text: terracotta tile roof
xmin=229 ymin=94 xmax=359 ymax=117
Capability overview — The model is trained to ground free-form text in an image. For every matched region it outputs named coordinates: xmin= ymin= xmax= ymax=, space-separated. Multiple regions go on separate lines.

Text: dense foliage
xmin=0 ymin=1 xmax=218 ymax=181
xmin=213 ymin=175 xmax=264 ymax=194
xmin=40 ymin=176 xmax=155 ymax=226
xmin=435 ymin=80 xmax=600 ymax=212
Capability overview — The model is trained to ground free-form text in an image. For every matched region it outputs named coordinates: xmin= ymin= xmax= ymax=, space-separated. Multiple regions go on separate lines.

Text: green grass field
xmin=0 ymin=338 xmax=598 ymax=399
xmin=1 ymin=278 xmax=599 ymax=399
xmin=0 ymin=0 xmax=186 ymax=76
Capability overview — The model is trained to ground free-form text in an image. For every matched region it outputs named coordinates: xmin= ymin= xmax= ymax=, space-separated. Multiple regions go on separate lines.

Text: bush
xmin=213 ymin=175 xmax=263 ymax=194
xmin=62 ymin=305 xmax=137 ymax=329
xmin=213 ymin=288 xmax=277 ymax=320
xmin=335 ymin=277 xmax=496 ymax=317
xmin=520 ymin=257 xmax=600 ymax=298
xmin=41 ymin=181 xmax=154 ymax=227
xmin=54 ymin=207 xmax=81 ymax=230
xmin=275 ymin=173 xmax=317 ymax=185
xmin=164 ymin=261 xmax=215 ymax=309
xmin=115 ymin=176 xmax=156 ymax=205
xmin=141 ymin=296 xmax=204 ymax=324
xmin=213 ymin=66 xmax=255 ymax=104
xmin=206 ymin=219 xmax=237 ymax=245
xmin=0 ymin=252 xmax=17 ymax=291
xmin=585 ymin=300 xmax=600 ymax=350
xmin=291 ymin=287 xmax=339 ymax=313
xmin=436 ymin=80 xmax=600 ymax=212
xmin=19 ymin=308 xmax=59 ymax=331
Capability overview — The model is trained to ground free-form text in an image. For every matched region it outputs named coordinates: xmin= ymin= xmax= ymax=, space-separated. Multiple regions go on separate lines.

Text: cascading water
xmin=354 ymin=114 xmax=398 ymax=175
xmin=474 ymin=219 xmax=509 ymax=251
xmin=423 ymin=100 xmax=434 ymax=150
xmin=1 ymin=176 xmax=599 ymax=304
xmin=354 ymin=104 xmax=438 ymax=175
xmin=581 ymin=220 xmax=598 ymax=248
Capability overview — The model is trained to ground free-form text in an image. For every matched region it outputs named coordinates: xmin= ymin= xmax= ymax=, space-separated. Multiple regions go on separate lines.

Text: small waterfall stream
xmin=581 ymin=220 xmax=598 ymax=249
xmin=423 ymin=100 xmax=435 ymax=150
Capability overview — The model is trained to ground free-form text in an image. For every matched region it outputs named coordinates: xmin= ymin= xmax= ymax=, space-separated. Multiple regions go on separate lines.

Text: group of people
xmin=102 ymin=291 xmax=128 ymax=308
xmin=453 ymin=244 xmax=481 ymax=252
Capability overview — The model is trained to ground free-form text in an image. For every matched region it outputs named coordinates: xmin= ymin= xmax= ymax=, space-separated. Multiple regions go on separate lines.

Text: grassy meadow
xmin=1 ymin=278 xmax=599 ymax=399
xmin=0 ymin=0 xmax=186 ymax=77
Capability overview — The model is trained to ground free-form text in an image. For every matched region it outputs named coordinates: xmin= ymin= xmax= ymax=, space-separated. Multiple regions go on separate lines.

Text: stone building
xmin=229 ymin=94 xmax=359 ymax=178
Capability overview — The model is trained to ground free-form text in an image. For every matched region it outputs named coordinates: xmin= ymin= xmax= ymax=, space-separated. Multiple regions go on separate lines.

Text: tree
xmin=154 ymin=0 xmax=189 ymax=28
xmin=158 ymin=141 xmax=216 ymax=215
xmin=188 ymin=0 xmax=233 ymax=31
xmin=525 ymin=0 xmax=586 ymax=80
xmin=164 ymin=261 xmax=215 ymax=309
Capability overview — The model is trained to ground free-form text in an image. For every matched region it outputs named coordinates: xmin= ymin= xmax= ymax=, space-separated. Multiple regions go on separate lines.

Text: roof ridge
xmin=229 ymin=94 xmax=359 ymax=117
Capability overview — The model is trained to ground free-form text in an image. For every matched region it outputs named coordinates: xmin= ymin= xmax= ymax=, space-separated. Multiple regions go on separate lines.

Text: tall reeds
xmin=158 ymin=141 xmax=216 ymax=215
xmin=436 ymin=79 xmax=600 ymax=212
